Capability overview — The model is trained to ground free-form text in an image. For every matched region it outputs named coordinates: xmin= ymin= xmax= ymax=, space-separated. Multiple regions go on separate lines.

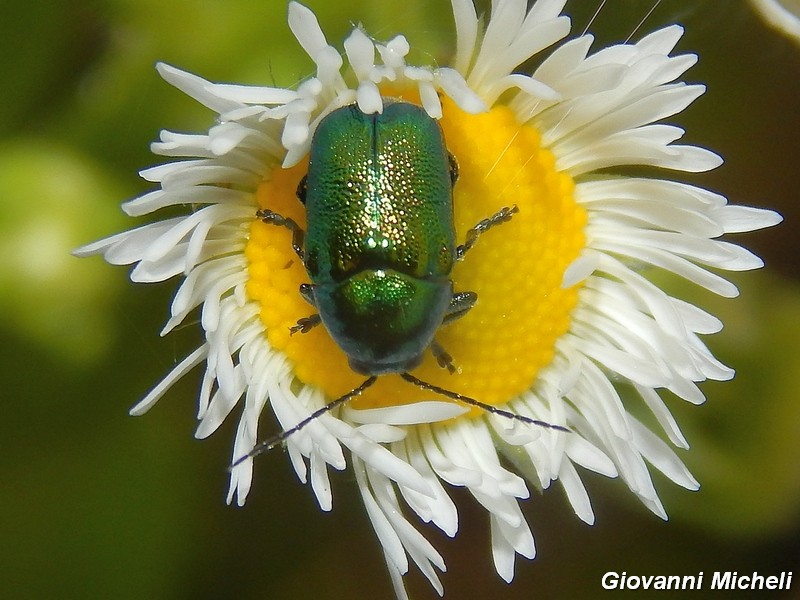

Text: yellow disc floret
xmin=245 ymin=96 xmax=586 ymax=412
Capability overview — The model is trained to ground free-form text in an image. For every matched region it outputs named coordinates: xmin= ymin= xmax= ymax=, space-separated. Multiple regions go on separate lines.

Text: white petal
xmin=345 ymin=401 xmax=469 ymax=425
xmin=450 ymin=0 xmax=478 ymax=74
xmin=356 ymin=81 xmax=383 ymax=114
xmin=354 ymin=459 xmax=409 ymax=574
xmin=558 ymin=460 xmax=595 ymax=524
xmin=636 ymin=24 xmax=685 ymax=55
xmin=630 ymin=417 xmax=699 ymax=490
xmin=156 ymin=63 xmax=241 ymax=114
xmin=418 ymin=82 xmax=443 ymax=119
xmin=344 ymin=27 xmax=375 ymax=79
xmin=129 ymin=345 xmax=208 ymax=415
xmin=564 ymin=435 xmax=617 ymax=478
xmin=310 ymin=451 xmax=334 ymax=511
xmin=561 ymin=251 xmax=599 ymax=287
xmin=207 ymin=83 xmax=298 ymax=105
xmin=287 ymin=1 xmax=329 ymax=59
xmin=394 ymin=433 xmax=459 ymax=537
xmin=713 ymin=205 xmax=783 ymax=233
xmin=328 ymin=419 xmax=434 ymax=498
xmin=436 ymin=68 xmax=487 ymax=113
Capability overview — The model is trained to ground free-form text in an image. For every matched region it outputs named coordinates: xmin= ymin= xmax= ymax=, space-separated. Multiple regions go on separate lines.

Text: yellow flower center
xmin=245 ymin=96 xmax=586 ymax=412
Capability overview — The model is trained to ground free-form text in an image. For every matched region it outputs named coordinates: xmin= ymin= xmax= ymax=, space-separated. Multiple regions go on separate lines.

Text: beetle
xmin=236 ymin=100 xmax=565 ymax=465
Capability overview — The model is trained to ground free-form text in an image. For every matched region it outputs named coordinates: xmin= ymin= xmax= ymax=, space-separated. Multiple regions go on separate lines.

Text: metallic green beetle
xmin=238 ymin=99 xmax=565 ymax=463
xmin=306 ymin=100 xmax=466 ymax=375
xmin=259 ymin=100 xmax=516 ymax=376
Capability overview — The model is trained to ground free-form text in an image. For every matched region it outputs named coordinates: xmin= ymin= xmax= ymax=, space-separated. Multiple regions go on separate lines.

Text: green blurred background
xmin=1 ymin=1 xmax=798 ymax=598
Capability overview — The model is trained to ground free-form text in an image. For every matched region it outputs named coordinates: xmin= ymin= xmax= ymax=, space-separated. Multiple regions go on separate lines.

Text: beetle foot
xmin=256 ymin=208 xmax=305 ymax=260
xmin=431 ymin=340 xmax=458 ymax=374
xmin=290 ymin=314 xmax=321 ymax=335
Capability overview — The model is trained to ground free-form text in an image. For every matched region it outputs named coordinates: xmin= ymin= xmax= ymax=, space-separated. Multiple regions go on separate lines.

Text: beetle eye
xmin=448 ymin=152 xmax=459 ymax=185
xmin=296 ymin=175 xmax=308 ymax=204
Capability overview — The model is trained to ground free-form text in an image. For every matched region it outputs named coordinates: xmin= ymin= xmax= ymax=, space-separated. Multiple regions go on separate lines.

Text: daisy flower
xmin=74 ymin=0 xmax=782 ymax=597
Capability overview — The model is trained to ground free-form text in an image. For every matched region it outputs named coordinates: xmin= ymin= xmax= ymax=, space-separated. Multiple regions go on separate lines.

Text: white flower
xmin=74 ymin=1 xmax=782 ymax=598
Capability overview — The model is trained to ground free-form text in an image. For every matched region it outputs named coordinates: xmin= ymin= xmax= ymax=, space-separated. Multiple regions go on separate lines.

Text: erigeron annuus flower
xmin=75 ymin=0 xmax=782 ymax=597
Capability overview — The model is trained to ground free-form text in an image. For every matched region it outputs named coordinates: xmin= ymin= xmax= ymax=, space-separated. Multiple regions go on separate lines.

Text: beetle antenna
xmin=229 ymin=376 xmax=378 ymax=470
xmin=400 ymin=372 xmax=569 ymax=433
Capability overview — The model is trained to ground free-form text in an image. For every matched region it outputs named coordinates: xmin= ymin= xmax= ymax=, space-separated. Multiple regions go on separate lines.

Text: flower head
xmin=75 ymin=1 xmax=782 ymax=597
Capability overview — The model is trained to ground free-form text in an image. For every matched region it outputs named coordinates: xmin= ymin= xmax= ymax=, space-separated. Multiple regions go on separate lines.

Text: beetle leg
xmin=433 ymin=292 xmax=476 ymax=372
xmin=256 ymin=208 xmax=305 ymax=260
xmin=430 ymin=339 xmax=457 ymax=374
xmin=290 ymin=285 xmax=319 ymax=334
xmin=290 ymin=314 xmax=321 ymax=335
xmin=443 ymin=291 xmax=477 ymax=325
xmin=448 ymin=152 xmax=459 ymax=185
xmin=456 ymin=204 xmax=519 ymax=260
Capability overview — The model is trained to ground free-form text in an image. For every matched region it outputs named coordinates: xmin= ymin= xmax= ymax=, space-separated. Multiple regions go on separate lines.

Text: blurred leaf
xmin=0 ymin=1 xmax=108 ymax=136
xmin=0 ymin=140 xmax=127 ymax=364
